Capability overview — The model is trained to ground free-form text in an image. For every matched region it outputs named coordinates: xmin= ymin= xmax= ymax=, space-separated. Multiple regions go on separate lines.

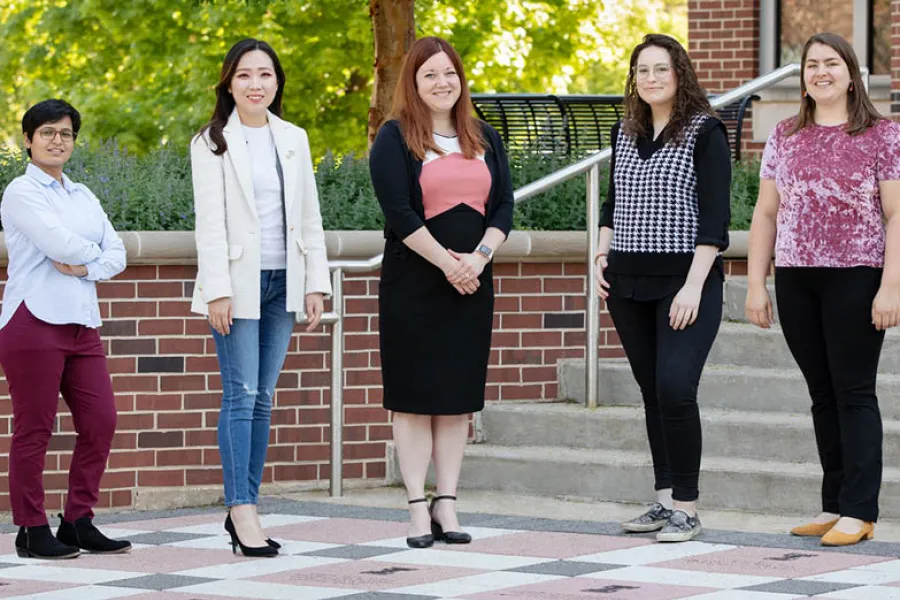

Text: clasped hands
xmin=443 ymin=248 xmax=487 ymax=295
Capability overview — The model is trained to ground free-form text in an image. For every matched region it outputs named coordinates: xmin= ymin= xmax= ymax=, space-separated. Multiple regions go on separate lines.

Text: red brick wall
xmin=688 ymin=0 xmax=762 ymax=157
xmin=0 ymin=259 xmax=749 ymax=513
xmin=0 ymin=262 xmax=601 ymax=512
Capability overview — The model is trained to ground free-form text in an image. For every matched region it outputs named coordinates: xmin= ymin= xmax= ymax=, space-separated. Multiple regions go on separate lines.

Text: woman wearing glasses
xmin=0 ymin=99 xmax=131 ymax=559
xmin=595 ymin=34 xmax=731 ymax=542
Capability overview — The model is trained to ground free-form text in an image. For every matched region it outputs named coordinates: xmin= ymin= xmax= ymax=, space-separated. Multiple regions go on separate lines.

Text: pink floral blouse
xmin=760 ymin=118 xmax=900 ymax=267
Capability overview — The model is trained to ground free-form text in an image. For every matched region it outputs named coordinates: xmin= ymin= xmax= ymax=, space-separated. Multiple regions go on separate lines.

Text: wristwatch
xmin=475 ymin=244 xmax=494 ymax=261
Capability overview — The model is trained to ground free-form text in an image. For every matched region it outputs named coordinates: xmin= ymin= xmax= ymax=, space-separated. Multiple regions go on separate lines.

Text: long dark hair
xmin=391 ymin=36 xmax=485 ymax=160
xmin=622 ymin=34 xmax=713 ymax=144
xmin=788 ymin=32 xmax=882 ymax=137
xmin=198 ymin=39 xmax=286 ymax=155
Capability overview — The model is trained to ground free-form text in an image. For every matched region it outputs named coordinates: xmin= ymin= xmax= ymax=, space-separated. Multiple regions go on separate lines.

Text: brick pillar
xmin=892 ymin=0 xmax=900 ymax=119
xmin=688 ymin=0 xmax=761 ymax=157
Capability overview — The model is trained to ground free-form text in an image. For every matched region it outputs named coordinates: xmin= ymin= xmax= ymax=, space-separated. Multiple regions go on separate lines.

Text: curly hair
xmin=622 ymin=34 xmax=713 ymax=144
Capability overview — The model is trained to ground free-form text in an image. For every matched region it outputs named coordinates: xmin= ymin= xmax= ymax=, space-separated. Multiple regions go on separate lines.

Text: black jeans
xmin=606 ymin=271 xmax=723 ymax=502
xmin=775 ymin=267 xmax=885 ymax=522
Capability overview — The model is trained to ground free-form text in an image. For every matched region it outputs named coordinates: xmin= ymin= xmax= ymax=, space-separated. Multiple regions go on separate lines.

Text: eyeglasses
xmin=37 ymin=127 xmax=76 ymax=142
xmin=635 ymin=65 xmax=673 ymax=80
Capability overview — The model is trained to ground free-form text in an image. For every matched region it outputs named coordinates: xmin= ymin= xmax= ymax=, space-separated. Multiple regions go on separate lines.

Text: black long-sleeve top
xmin=369 ymin=120 xmax=515 ymax=243
xmin=599 ymin=118 xmax=731 ymax=299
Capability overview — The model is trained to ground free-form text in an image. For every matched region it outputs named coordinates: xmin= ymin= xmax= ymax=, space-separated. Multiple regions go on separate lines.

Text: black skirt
xmin=379 ymin=205 xmax=493 ymax=415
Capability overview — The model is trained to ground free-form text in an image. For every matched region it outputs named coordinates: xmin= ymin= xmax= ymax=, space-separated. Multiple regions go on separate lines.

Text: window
xmin=871 ymin=0 xmax=890 ymax=74
xmin=778 ymin=0 xmax=890 ymax=75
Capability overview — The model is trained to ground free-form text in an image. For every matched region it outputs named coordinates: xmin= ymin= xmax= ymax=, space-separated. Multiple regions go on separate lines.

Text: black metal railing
xmin=471 ymin=93 xmax=759 ymax=161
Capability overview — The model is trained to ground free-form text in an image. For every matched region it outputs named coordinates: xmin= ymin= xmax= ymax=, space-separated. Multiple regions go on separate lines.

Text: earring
xmin=849 ymin=82 xmax=854 ymax=92
xmin=803 ymin=90 xmax=808 ymax=98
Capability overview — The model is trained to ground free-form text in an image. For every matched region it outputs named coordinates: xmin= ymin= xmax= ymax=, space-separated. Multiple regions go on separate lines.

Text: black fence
xmin=471 ymin=93 xmax=758 ymax=161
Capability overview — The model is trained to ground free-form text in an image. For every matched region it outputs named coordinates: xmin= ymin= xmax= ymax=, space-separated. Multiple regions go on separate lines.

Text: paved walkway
xmin=2 ymin=495 xmax=900 ymax=599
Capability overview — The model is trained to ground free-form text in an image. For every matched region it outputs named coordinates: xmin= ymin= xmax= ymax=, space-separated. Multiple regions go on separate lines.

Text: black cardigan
xmin=369 ymin=119 xmax=515 ymax=242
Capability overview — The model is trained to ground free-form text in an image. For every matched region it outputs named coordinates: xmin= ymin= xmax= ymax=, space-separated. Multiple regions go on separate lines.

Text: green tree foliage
xmin=0 ymin=0 xmax=373 ymax=157
xmin=0 ymin=0 xmax=685 ymax=157
xmin=416 ymin=0 xmax=687 ymax=95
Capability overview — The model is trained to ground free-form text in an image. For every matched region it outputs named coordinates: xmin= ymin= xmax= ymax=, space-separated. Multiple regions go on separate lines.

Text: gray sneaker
xmin=622 ymin=503 xmax=674 ymax=533
xmin=656 ymin=510 xmax=702 ymax=542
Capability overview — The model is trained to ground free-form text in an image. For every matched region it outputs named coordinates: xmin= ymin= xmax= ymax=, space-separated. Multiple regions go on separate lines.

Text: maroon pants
xmin=0 ymin=304 xmax=117 ymax=527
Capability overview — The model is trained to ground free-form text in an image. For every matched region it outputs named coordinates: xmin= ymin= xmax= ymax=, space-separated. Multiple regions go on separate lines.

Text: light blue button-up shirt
xmin=0 ymin=163 xmax=126 ymax=329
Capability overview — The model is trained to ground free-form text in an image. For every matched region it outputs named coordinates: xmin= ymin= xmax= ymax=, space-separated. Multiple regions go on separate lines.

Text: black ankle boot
xmin=15 ymin=525 xmax=80 ymax=559
xmin=56 ymin=514 xmax=131 ymax=554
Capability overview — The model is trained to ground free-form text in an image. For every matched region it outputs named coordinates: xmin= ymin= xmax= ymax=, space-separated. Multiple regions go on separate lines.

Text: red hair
xmin=391 ymin=36 xmax=485 ymax=160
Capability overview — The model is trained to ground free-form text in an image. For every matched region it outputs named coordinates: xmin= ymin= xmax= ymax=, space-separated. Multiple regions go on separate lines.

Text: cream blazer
xmin=190 ymin=109 xmax=332 ymax=319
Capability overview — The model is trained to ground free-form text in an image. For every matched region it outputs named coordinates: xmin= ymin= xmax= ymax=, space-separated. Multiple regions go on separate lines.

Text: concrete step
xmin=558 ymin=360 xmax=900 ymax=420
xmin=457 ymin=444 xmax=900 ymax=516
xmin=724 ymin=276 xmax=774 ymax=323
xmin=709 ymin=322 xmax=900 ymax=372
xmin=482 ymin=401 xmax=900 ymax=464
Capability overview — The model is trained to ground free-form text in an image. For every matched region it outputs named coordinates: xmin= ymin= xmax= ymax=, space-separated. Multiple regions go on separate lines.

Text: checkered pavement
xmin=3 ymin=499 xmax=900 ymax=599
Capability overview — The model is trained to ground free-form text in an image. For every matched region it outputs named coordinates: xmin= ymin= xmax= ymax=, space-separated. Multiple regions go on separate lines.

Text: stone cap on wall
xmin=0 ymin=230 xmax=749 ymax=267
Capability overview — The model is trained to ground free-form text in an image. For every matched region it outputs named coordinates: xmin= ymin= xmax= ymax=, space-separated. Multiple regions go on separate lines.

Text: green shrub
xmin=0 ymin=141 xmax=761 ymax=231
xmin=315 ymin=151 xmax=384 ymax=231
xmin=730 ymin=156 xmax=761 ymax=230
xmin=0 ymin=142 xmax=195 ymax=231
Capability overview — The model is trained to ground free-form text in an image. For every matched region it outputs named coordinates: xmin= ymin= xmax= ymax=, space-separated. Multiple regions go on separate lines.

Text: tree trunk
xmin=368 ymin=0 xmax=415 ymax=147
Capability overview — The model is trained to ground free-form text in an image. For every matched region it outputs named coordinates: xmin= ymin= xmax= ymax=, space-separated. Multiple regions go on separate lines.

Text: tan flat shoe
xmin=790 ymin=518 xmax=839 ymax=537
xmin=821 ymin=522 xmax=874 ymax=546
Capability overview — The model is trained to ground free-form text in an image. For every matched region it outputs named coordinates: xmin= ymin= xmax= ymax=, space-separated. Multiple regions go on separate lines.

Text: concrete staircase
xmin=457 ymin=277 xmax=900 ymax=516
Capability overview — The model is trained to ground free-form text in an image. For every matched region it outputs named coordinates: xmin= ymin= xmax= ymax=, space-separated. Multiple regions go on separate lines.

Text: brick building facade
xmin=0 ymin=233 xmax=628 ymax=512
xmin=688 ymin=0 xmax=899 ymax=147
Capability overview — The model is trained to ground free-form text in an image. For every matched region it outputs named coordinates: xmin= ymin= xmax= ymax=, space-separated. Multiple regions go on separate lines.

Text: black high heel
xmin=406 ymin=498 xmax=434 ymax=548
xmin=225 ymin=513 xmax=280 ymax=549
xmin=430 ymin=495 xmax=472 ymax=544
xmin=224 ymin=512 xmax=278 ymax=557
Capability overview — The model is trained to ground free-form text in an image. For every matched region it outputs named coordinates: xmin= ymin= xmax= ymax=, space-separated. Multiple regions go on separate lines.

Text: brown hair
xmin=390 ymin=36 xmax=485 ymax=160
xmin=198 ymin=39 xmax=286 ymax=156
xmin=788 ymin=32 xmax=882 ymax=137
xmin=622 ymin=34 xmax=713 ymax=144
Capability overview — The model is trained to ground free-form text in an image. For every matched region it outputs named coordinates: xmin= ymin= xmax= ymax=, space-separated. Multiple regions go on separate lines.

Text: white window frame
xmin=761 ymin=0 xmax=871 ymax=73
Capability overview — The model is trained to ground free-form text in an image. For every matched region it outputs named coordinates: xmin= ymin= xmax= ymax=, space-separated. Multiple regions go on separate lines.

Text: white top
xmin=0 ymin=163 xmax=126 ymax=329
xmin=243 ymin=123 xmax=286 ymax=270
xmin=423 ymin=134 xmax=486 ymax=165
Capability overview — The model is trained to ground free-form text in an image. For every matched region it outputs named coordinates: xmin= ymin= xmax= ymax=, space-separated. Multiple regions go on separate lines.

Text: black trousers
xmin=775 ymin=267 xmax=885 ymax=522
xmin=606 ymin=271 xmax=723 ymax=502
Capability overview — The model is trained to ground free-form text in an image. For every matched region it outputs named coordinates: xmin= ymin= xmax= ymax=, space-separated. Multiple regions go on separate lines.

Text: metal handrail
xmin=529 ymin=62 xmax=808 ymax=410
xmin=513 ymin=64 xmax=803 ymax=204
xmin=325 ymin=62 xmax=852 ymax=495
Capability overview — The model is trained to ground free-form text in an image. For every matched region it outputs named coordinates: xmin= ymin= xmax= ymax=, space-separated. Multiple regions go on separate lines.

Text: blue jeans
xmin=211 ymin=270 xmax=295 ymax=506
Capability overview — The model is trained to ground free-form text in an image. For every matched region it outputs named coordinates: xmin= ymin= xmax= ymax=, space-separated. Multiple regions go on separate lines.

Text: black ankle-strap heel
xmin=406 ymin=498 xmax=434 ymax=549
xmin=430 ymin=495 xmax=472 ymax=544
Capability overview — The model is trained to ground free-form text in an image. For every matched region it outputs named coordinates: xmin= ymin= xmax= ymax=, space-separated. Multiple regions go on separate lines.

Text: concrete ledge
xmin=131 ymin=479 xmax=391 ymax=511
xmin=0 ymin=230 xmax=751 ymax=266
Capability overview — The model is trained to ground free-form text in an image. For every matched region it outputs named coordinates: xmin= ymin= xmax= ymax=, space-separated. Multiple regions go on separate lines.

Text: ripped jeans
xmin=211 ymin=270 xmax=295 ymax=506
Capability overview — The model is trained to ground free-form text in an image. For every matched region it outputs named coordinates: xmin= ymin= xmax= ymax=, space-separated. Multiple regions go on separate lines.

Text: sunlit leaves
xmin=0 ymin=0 xmax=685 ymax=156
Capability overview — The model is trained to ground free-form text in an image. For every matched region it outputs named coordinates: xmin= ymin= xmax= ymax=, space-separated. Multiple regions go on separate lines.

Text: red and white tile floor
xmin=2 ymin=500 xmax=900 ymax=599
